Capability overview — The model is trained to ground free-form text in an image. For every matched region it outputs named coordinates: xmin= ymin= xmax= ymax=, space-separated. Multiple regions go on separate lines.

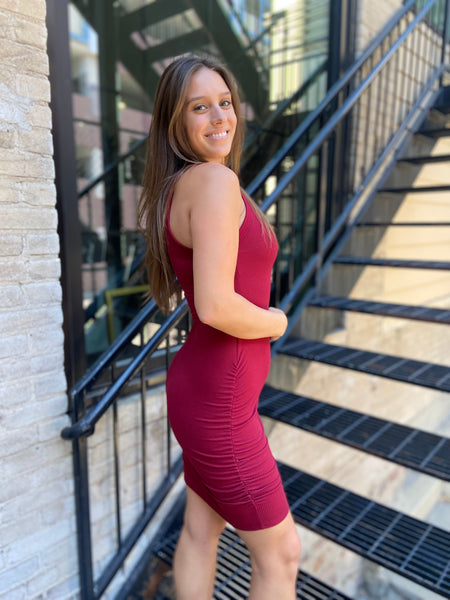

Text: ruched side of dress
xmin=165 ymin=193 xmax=289 ymax=531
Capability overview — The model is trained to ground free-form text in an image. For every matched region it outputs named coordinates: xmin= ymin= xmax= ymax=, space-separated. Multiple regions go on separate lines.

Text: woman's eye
xmin=221 ymin=99 xmax=232 ymax=107
xmin=193 ymin=104 xmax=207 ymax=111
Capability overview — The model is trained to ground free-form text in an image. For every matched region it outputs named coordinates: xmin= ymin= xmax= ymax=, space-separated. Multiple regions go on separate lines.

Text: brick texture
xmin=0 ymin=3 xmax=76 ymax=599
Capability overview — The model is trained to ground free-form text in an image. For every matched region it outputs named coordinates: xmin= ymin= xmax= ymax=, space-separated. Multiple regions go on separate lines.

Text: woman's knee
xmin=248 ymin=522 xmax=301 ymax=577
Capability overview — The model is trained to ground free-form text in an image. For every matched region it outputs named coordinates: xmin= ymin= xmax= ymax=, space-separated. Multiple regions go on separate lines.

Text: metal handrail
xmin=247 ymin=0 xmax=422 ymax=197
xmin=62 ymin=299 xmax=188 ymax=439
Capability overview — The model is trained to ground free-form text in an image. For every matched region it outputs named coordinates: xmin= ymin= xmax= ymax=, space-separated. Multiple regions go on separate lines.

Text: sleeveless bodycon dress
xmin=165 ymin=193 xmax=289 ymax=531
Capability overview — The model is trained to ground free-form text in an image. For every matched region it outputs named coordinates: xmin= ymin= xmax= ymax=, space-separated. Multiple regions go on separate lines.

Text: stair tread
xmin=155 ymin=523 xmax=354 ymax=600
xmin=154 ymin=465 xmax=450 ymax=598
xmin=260 ymin=385 xmax=450 ymax=480
xmin=398 ymin=153 xmax=450 ymax=163
xmin=308 ymin=295 xmax=450 ymax=324
xmin=380 ymin=184 xmax=450 ymax=193
xmin=418 ymin=126 xmax=450 ymax=137
xmin=280 ymin=463 xmax=450 ymax=597
xmin=280 ymin=338 xmax=450 ymax=391
xmin=333 ymin=256 xmax=450 ymax=270
xmin=356 ymin=221 xmax=450 ymax=227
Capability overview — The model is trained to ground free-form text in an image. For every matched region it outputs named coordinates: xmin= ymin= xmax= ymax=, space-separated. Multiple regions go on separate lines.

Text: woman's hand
xmin=268 ymin=307 xmax=288 ymax=341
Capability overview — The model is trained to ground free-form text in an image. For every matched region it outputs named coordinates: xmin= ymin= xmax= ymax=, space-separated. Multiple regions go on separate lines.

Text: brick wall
xmin=0 ymin=2 xmax=77 ymax=599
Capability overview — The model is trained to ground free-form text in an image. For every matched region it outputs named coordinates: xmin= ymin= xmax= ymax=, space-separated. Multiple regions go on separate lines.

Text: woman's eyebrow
xmin=186 ymin=91 xmax=231 ymax=104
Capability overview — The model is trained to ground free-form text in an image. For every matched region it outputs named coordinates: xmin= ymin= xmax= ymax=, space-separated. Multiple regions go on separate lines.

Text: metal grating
xmin=379 ymin=184 xmax=450 ymax=193
xmin=356 ymin=222 xmax=450 ymax=226
xmin=155 ymin=524 xmax=354 ymax=600
xmin=279 ymin=463 xmax=450 ymax=597
xmin=418 ymin=127 xmax=450 ymax=137
xmin=280 ymin=338 xmax=450 ymax=391
xmin=398 ymin=153 xmax=450 ymax=163
xmin=259 ymin=385 xmax=450 ymax=481
xmin=307 ymin=295 xmax=450 ymax=324
xmin=333 ymin=256 xmax=450 ymax=270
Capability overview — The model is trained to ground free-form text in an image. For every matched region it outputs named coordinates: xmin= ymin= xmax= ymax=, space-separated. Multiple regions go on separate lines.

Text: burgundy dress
xmin=166 ymin=193 xmax=289 ymax=531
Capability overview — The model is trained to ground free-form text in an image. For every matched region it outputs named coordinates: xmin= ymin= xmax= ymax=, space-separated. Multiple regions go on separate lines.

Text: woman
xmin=139 ymin=55 xmax=301 ymax=600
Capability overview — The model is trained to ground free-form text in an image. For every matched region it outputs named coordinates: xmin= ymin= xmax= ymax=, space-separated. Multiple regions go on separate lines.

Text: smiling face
xmin=183 ymin=67 xmax=237 ymax=164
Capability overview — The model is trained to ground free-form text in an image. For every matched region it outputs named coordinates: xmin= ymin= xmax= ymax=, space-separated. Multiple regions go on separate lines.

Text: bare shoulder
xmin=180 ymin=162 xmax=240 ymax=198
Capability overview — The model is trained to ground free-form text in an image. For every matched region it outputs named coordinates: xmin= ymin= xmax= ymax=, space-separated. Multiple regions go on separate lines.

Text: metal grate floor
xmin=307 ymin=295 xmax=450 ymax=324
xmin=259 ymin=385 xmax=450 ymax=481
xmin=398 ymin=153 xmax=450 ymax=163
xmin=379 ymin=184 xmax=450 ymax=193
xmin=333 ymin=256 xmax=450 ymax=270
xmin=280 ymin=337 xmax=450 ymax=392
xmin=280 ymin=463 xmax=450 ymax=597
xmin=155 ymin=524 xmax=354 ymax=600
xmin=418 ymin=127 xmax=450 ymax=138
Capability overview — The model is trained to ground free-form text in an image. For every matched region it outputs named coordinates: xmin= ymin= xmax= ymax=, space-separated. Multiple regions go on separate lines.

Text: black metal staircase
xmin=138 ymin=79 xmax=450 ymax=600
xmin=60 ymin=1 xmax=450 ymax=599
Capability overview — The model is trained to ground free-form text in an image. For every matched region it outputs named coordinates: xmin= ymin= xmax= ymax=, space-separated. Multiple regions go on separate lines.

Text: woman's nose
xmin=211 ymin=105 xmax=225 ymax=122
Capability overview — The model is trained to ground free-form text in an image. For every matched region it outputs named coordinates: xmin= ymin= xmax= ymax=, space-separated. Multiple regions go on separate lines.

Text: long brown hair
xmin=138 ymin=55 xmax=271 ymax=313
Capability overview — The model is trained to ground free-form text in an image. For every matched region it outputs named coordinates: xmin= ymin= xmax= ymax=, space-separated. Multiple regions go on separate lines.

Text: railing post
xmin=71 ymin=420 xmax=96 ymax=599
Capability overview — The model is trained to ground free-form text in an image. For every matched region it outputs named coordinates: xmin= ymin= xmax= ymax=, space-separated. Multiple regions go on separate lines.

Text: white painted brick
xmin=0 ymin=426 xmax=37 ymax=458
xmin=0 ymin=557 xmax=39 ymax=594
xmin=0 ymin=127 xmax=15 ymax=149
xmin=6 ymin=520 xmax=72 ymax=567
xmin=24 ymin=281 xmax=62 ymax=306
xmin=0 ymin=206 xmax=57 ymax=230
xmin=0 ymin=233 xmax=23 ymax=256
xmin=0 ymin=307 xmax=63 ymax=335
xmin=0 ymin=334 xmax=27 ymax=359
xmin=19 ymin=127 xmax=53 ymax=156
xmin=25 ymin=232 xmax=59 ymax=255
xmin=34 ymin=369 xmax=67 ymax=399
xmin=25 ymin=566 xmax=60 ymax=598
xmin=0 ymin=150 xmax=54 ymax=179
xmin=0 ymin=381 xmax=30 ymax=407
xmin=0 ymin=184 xmax=21 ymax=205
xmin=26 ymin=103 xmax=52 ymax=130
xmin=28 ymin=327 xmax=64 ymax=355
xmin=0 ymin=0 xmax=46 ymax=21
xmin=0 ymin=38 xmax=48 ymax=76
xmin=13 ymin=18 xmax=47 ymax=50
xmin=27 ymin=257 xmax=61 ymax=281
xmin=46 ymin=574 xmax=80 ymax=600
xmin=15 ymin=73 xmax=50 ymax=102
xmin=0 ymin=586 xmax=27 ymax=600
xmin=0 ymin=510 xmax=45 ymax=547
xmin=21 ymin=181 xmax=56 ymax=207
xmin=38 ymin=414 xmax=70 ymax=443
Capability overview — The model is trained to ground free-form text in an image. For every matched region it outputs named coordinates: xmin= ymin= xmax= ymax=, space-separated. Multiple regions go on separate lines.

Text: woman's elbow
xmin=195 ymin=297 xmax=226 ymax=328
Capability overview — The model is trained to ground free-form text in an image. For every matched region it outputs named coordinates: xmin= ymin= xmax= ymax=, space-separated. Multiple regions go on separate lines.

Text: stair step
xmin=280 ymin=338 xmax=450 ymax=391
xmin=380 ymin=184 xmax=450 ymax=193
xmin=356 ymin=221 xmax=450 ymax=227
xmin=398 ymin=153 xmax=450 ymax=164
xmin=418 ymin=127 xmax=450 ymax=138
xmin=155 ymin=522 xmax=353 ymax=600
xmin=280 ymin=463 xmax=450 ymax=597
xmin=333 ymin=256 xmax=450 ymax=270
xmin=259 ymin=385 xmax=450 ymax=480
xmin=307 ymin=295 xmax=450 ymax=324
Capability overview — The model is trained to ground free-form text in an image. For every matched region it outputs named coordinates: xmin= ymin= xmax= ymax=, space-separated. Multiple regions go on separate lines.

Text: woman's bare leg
xmin=237 ymin=512 xmax=301 ymax=600
xmin=173 ymin=486 xmax=226 ymax=600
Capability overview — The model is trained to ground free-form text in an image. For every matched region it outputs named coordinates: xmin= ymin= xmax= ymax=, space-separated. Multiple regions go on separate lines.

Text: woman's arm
xmin=183 ymin=162 xmax=287 ymax=340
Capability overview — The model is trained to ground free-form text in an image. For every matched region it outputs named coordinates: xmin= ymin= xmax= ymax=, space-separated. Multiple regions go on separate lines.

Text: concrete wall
xmin=0 ymin=1 xmax=78 ymax=599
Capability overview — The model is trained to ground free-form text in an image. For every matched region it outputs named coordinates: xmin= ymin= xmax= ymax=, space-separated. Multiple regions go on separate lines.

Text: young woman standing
xmin=139 ymin=55 xmax=301 ymax=600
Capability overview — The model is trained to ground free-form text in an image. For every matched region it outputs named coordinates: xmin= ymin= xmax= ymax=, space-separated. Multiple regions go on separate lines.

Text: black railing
xmin=62 ymin=1 xmax=449 ymax=598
